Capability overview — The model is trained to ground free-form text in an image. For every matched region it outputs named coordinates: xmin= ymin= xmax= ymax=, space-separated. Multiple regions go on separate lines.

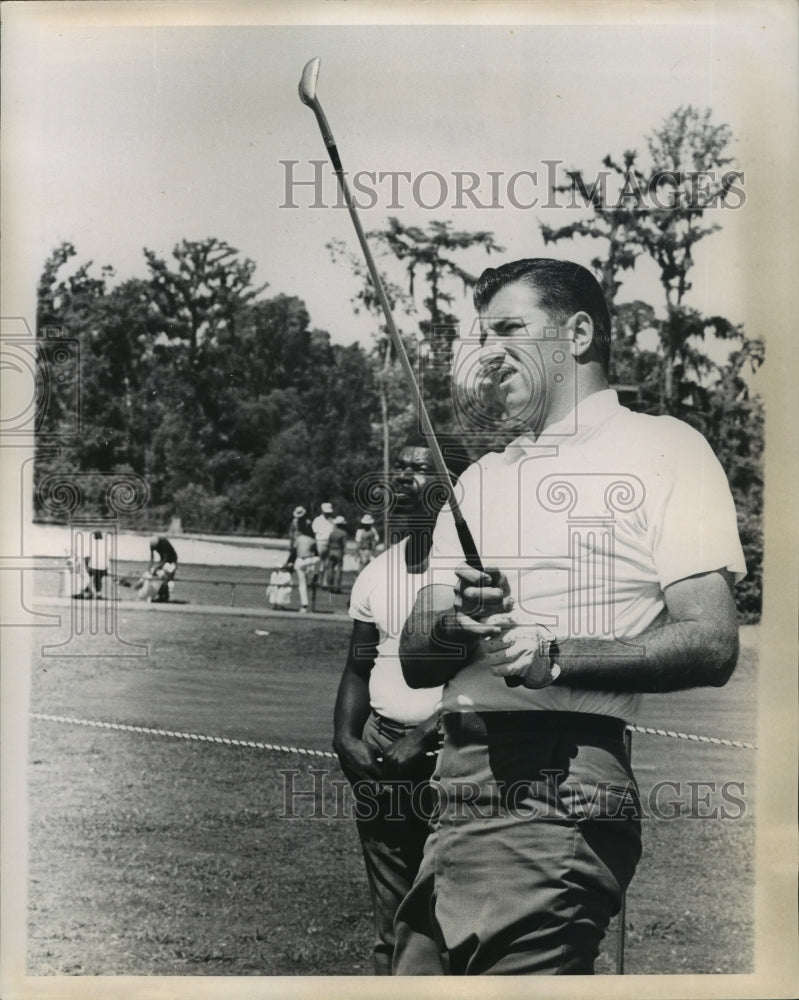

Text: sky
xmin=3 ymin=1 xmax=795 ymax=358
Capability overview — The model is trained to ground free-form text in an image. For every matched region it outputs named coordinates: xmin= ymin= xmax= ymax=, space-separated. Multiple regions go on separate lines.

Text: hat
xmin=334 ymin=515 xmax=346 ymax=525
xmin=292 ymin=506 xmax=306 ymax=518
xmin=360 ymin=514 xmax=374 ymax=525
xmin=321 ymin=502 xmax=334 ymax=514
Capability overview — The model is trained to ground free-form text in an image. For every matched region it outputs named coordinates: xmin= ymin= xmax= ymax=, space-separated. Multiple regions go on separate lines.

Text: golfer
xmin=333 ymin=435 xmax=470 ymax=975
xmin=394 ymin=258 xmax=746 ymax=975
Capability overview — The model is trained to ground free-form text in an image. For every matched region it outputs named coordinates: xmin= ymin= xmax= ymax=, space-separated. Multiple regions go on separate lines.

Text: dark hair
xmin=399 ymin=433 xmax=472 ymax=481
xmin=472 ymin=258 xmax=611 ymax=371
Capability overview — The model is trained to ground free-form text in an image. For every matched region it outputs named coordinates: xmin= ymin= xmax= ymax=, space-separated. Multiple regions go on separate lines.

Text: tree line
xmin=34 ymin=106 xmax=764 ymax=619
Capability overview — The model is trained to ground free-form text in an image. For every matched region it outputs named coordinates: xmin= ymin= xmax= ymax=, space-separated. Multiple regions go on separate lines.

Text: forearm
xmin=556 ymin=618 xmax=739 ymax=693
xmin=333 ymin=667 xmax=372 ymax=742
xmin=400 ymin=604 xmax=477 ymax=688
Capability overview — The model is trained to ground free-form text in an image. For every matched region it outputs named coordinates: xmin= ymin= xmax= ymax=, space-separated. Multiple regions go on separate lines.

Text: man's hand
xmin=380 ymin=727 xmax=434 ymax=779
xmin=401 ymin=575 xmax=513 ymax=688
xmin=452 ymin=563 xmax=513 ymax=631
xmin=333 ymin=733 xmax=381 ymax=786
xmin=476 ymin=613 xmax=561 ymax=689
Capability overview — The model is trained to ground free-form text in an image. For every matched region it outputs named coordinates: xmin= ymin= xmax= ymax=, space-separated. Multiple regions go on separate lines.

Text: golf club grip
xmin=453 ymin=515 xmax=482 ymax=573
xmin=453 ymin=515 xmax=522 ymax=688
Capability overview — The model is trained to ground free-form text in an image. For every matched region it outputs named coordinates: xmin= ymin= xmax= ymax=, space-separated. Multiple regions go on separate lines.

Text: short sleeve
xmin=348 ymin=560 xmax=376 ymax=623
xmin=646 ymin=420 xmax=747 ymax=588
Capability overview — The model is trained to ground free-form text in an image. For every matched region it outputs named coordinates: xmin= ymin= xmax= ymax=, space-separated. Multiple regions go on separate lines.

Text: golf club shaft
xmin=301 ymin=80 xmax=483 ymax=573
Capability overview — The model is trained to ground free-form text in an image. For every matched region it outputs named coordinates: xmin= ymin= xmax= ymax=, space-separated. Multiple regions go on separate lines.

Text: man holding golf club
xmin=298 ymin=62 xmax=744 ymax=975
xmin=390 ymin=258 xmax=746 ymax=975
xmin=333 ymin=435 xmax=470 ymax=975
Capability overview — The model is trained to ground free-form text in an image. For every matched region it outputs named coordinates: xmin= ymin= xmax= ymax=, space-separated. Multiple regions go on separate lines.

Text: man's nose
xmin=479 ymin=342 xmax=506 ymax=371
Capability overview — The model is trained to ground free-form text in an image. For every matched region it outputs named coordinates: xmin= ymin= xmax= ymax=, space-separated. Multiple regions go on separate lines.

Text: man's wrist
xmin=548 ymin=637 xmax=568 ymax=684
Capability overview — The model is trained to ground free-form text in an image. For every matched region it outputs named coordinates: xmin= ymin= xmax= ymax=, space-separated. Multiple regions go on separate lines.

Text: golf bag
xmin=136 ymin=568 xmax=170 ymax=603
xmin=266 ymin=566 xmax=294 ymax=609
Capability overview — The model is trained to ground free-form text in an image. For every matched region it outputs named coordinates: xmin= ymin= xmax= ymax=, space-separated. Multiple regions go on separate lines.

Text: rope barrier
xmin=627 ymin=723 xmax=756 ymax=750
xmin=29 ymin=713 xmax=338 ymax=759
xmin=30 ymin=712 xmax=756 ymax=754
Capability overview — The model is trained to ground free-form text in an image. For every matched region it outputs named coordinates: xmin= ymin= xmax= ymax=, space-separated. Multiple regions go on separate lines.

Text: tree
xmin=329 ymin=220 xmax=503 ymax=538
xmin=143 ymin=237 xmax=268 ymax=365
xmin=538 ymin=106 xmax=764 ymax=618
xmin=370 ymin=219 xmax=504 ymax=432
xmin=543 ymin=106 xmax=745 ymax=414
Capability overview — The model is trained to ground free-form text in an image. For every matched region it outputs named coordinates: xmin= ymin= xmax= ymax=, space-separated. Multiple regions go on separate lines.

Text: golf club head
xmin=299 ymin=57 xmax=321 ymax=106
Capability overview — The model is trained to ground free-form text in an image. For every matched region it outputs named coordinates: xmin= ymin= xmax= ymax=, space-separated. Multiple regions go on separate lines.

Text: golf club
xmin=299 ymin=56 xmax=530 ymax=687
xmin=298 ymin=56 xmax=482 ymax=571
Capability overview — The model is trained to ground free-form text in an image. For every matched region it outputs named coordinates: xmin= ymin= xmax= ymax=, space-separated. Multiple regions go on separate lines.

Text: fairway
xmin=26 ymin=602 xmax=758 ymax=976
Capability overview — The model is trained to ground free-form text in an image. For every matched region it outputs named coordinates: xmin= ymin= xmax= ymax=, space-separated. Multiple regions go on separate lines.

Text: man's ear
xmin=567 ymin=311 xmax=595 ymax=358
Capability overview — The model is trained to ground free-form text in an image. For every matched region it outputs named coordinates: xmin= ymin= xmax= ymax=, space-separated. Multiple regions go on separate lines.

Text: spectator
xmin=290 ymin=515 xmax=319 ymax=614
xmin=87 ymin=530 xmax=108 ymax=598
xmin=289 ymin=505 xmax=307 ymax=547
xmin=312 ymin=502 xmax=336 ymax=588
xmin=326 ymin=516 xmax=348 ymax=594
xmin=355 ymin=514 xmax=380 ymax=570
xmin=148 ymin=536 xmax=178 ymax=602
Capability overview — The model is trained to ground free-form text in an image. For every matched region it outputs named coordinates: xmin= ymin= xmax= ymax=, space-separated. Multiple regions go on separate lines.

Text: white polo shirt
xmin=312 ymin=514 xmax=335 ymax=543
xmin=349 ymin=537 xmax=443 ymax=725
xmin=428 ymin=389 xmax=746 ymax=720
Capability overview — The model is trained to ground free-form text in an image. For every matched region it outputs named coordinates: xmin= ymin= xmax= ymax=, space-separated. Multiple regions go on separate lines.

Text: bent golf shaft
xmin=299 ymin=58 xmax=482 ymax=572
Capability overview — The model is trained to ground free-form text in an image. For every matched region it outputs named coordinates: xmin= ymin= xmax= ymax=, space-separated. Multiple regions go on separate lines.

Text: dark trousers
xmin=355 ymin=711 xmax=437 ymax=975
xmin=393 ymin=711 xmax=642 ymax=975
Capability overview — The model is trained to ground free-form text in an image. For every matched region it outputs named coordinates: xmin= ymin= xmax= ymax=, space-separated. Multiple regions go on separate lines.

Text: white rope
xmin=30 ymin=712 xmax=756 ymax=755
xmin=627 ymin=722 xmax=757 ymax=750
xmin=29 ymin=713 xmax=338 ymax=759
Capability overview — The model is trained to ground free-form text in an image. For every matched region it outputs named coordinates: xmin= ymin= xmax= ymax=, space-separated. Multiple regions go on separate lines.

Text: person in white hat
xmin=289 ymin=506 xmax=307 ymax=547
xmin=312 ymin=502 xmax=336 ymax=587
xmin=354 ymin=513 xmax=380 ymax=570
xmin=287 ymin=510 xmax=319 ymax=614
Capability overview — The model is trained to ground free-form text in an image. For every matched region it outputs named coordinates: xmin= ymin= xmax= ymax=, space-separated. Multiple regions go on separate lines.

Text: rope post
xmin=616 ymin=725 xmax=633 ymax=975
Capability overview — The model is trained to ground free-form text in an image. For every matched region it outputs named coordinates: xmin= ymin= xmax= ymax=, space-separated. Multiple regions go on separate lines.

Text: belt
xmin=370 ymin=710 xmax=421 ymax=739
xmin=442 ymin=710 xmax=627 ymax=745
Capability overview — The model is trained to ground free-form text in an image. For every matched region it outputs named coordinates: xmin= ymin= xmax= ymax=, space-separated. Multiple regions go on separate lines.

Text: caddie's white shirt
xmin=429 ymin=389 xmax=747 ymax=720
xmin=349 ymin=536 xmax=443 ymax=725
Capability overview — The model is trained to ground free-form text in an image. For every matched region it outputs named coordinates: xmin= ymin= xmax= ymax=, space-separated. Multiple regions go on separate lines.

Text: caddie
xmin=394 ymin=258 xmax=746 ymax=976
xmin=334 ymin=434 xmax=470 ymax=974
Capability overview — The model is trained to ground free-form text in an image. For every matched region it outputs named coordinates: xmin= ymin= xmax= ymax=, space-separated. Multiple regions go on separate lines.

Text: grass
xmin=25 ymin=603 xmax=757 ymax=976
